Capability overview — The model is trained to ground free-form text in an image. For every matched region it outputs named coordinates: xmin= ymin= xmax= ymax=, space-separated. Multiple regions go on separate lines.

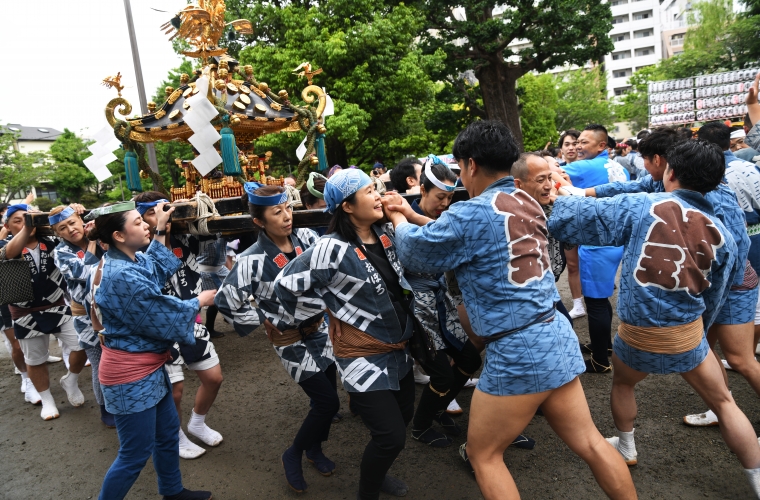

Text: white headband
xmin=731 ymin=129 xmax=747 ymax=139
xmin=424 ymin=156 xmax=456 ymax=192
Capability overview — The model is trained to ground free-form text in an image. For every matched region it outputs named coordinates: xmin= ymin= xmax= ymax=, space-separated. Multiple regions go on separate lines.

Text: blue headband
xmin=48 ymin=207 xmax=76 ymax=226
xmin=135 ymin=199 xmax=169 ymax=216
xmin=4 ymin=204 xmax=30 ymax=223
xmin=423 ymin=154 xmax=456 ymax=192
xmin=243 ymin=182 xmax=289 ymax=206
xmin=323 ymin=169 xmax=372 ymax=214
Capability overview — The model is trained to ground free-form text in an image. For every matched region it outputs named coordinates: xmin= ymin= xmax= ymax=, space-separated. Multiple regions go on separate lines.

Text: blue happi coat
xmin=723 ymin=150 xmax=760 ymax=227
xmin=274 ymin=225 xmax=414 ymax=393
xmin=594 ymin=175 xmax=750 ymax=286
xmin=53 ymin=239 xmax=103 ymax=347
xmin=216 ymin=228 xmax=334 ymax=383
xmin=562 ymin=150 xmax=630 ymax=298
xmin=95 ymin=241 xmax=198 ymax=415
xmin=549 ymin=190 xmax=737 ymax=330
xmin=7 ymin=237 xmax=71 ymax=340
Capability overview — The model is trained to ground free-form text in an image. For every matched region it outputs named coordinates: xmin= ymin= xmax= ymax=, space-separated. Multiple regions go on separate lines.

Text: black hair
xmin=625 ymin=138 xmax=638 ymax=151
xmin=559 ymin=129 xmax=580 ymax=147
xmin=606 ymin=136 xmax=617 ymax=150
xmin=87 ymin=203 xmax=128 ymax=246
xmin=583 ymin=124 xmax=609 ymax=143
xmin=420 ymin=163 xmax=457 ymax=192
xmin=132 ymin=191 xmax=166 ymax=203
xmin=745 ymin=113 xmax=753 ymax=130
xmin=674 ymin=127 xmax=694 ymax=142
xmin=326 ymin=192 xmax=358 ymax=242
xmin=510 ymin=153 xmax=542 ymax=181
xmin=666 ymin=139 xmax=725 ymax=194
xmin=0 ymin=203 xmax=9 ymax=217
xmin=637 ymin=129 xmax=651 ymax=140
xmin=697 ymin=121 xmax=731 ymax=150
xmin=452 ymin=120 xmax=520 ymax=174
xmin=299 ymin=177 xmax=325 ymax=209
xmin=238 ymin=185 xmax=287 ymax=230
xmin=390 ymin=158 xmax=421 ymax=192
xmin=638 ymin=128 xmax=676 ymax=158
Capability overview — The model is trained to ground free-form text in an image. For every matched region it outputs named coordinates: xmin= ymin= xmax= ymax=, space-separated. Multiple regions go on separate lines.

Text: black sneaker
xmin=411 ymin=427 xmax=452 ymax=447
xmin=585 ymin=358 xmax=612 ymax=374
xmin=163 ymin=489 xmax=213 ymax=500
xmin=433 ymin=410 xmax=462 ymax=436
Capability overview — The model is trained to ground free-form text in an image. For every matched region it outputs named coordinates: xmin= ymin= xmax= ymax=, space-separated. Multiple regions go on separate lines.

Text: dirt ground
xmin=1 ymin=278 xmax=759 ymax=500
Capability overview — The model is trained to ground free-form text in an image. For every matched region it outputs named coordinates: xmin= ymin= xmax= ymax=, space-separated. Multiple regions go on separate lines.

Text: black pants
xmin=293 ymin=363 xmax=340 ymax=453
xmin=350 ymin=370 xmax=415 ymax=500
xmin=555 ymin=300 xmax=572 ymax=327
xmin=413 ymin=341 xmax=482 ymax=430
xmin=584 ymin=297 xmax=613 ymax=365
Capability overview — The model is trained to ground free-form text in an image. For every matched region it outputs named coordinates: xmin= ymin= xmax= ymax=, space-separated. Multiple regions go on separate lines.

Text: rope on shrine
xmin=187 ymin=191 xmax=219 ymax=236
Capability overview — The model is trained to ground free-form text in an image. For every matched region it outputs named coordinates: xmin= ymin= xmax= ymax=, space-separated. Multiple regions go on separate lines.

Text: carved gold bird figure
xmin=292 ymin=62 xmax=323 ymax=85
xmin=102 ymin=72 xmax=125 ymax=97
xmin=160 ymin=0 xmax=253 ymax=61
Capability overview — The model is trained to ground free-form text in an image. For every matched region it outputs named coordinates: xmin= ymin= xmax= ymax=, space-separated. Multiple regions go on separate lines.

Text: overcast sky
xmin=1 ymin=0 xmax=190 ymax=137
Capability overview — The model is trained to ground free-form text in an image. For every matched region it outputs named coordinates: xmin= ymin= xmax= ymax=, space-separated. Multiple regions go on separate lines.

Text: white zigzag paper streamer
xmin=82 ymin=125 xmax=120 ymax=182
xmin=185 ymin=76 xmax=222 ymax=176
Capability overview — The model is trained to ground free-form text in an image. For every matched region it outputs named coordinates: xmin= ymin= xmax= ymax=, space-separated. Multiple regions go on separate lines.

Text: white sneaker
xmin=413 ymin=364 xmax=430 ymax=385
xmin=683 ymin=409 xmax=719 ymax=427
xmin=446 ymin=399 xmax=463 ymax=415
xmin=722 ymin=359 xmax=734 ymax=371
xmin=46 ymin=355 xmax=62 ymax=364
xmin=463 ymin=378 xmax=478 ymax=388
xmin=20 ymin=377 xmax=26 ymax=393
xmin=60 ymin=373 xmax=84 ymax=407
xmin=179 ymin=429 xmax=206 ymax=459
xmin=569 ymin=304 xmax=587 ymax=319
xmin=85 ymin=359 xmax=91 ymax=367
xmin=606 ymin=436 xmax=637 ymax=465
xmin=24 ymin=383 xmax=41 ymax=405
xmin=187 ymin=423 xmax=223 ymax=447
xmin=14 ymin=366 xmax=21 ymax=375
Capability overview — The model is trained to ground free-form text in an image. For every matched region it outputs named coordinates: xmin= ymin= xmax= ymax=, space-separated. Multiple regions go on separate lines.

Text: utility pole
xmin=123 ymin=0 xmax=159 ymax=173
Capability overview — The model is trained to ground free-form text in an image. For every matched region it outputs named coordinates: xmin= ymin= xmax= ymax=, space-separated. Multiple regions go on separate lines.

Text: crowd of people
xmin=5 ymin=76 xmax=760 ymax=500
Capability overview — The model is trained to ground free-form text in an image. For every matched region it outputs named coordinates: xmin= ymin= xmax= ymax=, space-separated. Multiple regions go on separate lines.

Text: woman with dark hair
xmin=49 ymin=204 xmax=112 ymax=426
xmin=299 ymin=172 xmax=329 ymax=236
xmin=274 ymin=169 xmax=414 ymax=500
xmin=215 ymin=182 xmax=338 ymax=494
xmin=400 ymin=156 xmax=482 ymax=446
xmin=134 ymin=191 xmax=224 ymax=461
xmin=90 ymin=201 xmax=215 ymax=500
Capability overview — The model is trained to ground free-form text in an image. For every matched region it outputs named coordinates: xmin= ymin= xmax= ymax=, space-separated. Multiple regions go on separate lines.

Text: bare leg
xmin=4 ymin=329 xmax=26 ymax=373
xmin=717 ymin=322 xmax=760 ymax=398
xmin=172 ymin=380 xmax=184 ymax=424
xmin=681 ymin=353 xmax=760 ymax=469
xmin=705 ymin=325 xmax=729 ymax=387
xmin=610 ymin=353 xmax=649 ymax=432
xmin=192 ymin=365 xmax=223 ymax=415
xmin=68 ymin=349 xmax=87 ymax=375
xmin=542 ymin=378 xmax=637 ymax=499
xmin=27 ymin=363 xmax=50 ymax=392
xmin=565 ymin=246 xmax=582 ymax=300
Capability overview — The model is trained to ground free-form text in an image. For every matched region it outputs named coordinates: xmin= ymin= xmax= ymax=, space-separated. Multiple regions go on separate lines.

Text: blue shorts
xmin=477 ymin=314 xmax=585 ymax=396
xmin=613 ymin=333 xmax=709 ymax=375
xmin=714 ymin=287 xmax=759 ymax=325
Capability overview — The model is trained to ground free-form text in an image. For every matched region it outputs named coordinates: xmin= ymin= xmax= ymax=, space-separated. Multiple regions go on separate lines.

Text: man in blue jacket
xmin=562 ymin=124 xmax=630 ymax=373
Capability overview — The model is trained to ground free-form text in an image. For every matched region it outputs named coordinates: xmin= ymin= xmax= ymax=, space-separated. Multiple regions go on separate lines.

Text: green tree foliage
xmin=0 ymin=127 xmax=51 ymax=203
xmin=419 ymin=0 xmax=614 ymax=148
xmin=617 ymin=66 xmax=663 ymax=133
xmin=516 ymin=73 xmax=558 ymax=151
xmin=232 ymin=0 xmax=445 ymax=169
xmin=48 ymin=130 xmax=100 ymax=202
xmin=554 ymin=67 xmax=615 ymax=132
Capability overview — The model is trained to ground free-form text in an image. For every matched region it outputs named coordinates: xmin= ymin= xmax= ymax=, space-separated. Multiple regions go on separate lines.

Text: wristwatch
xmin=155 ymin=228 xmax=167 ymax=236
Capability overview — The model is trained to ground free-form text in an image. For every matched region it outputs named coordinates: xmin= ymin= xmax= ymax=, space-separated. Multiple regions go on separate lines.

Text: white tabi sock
xmin=67 ymin=372 xmax=79 ymax=384
xmin=20 ymin=371 xmax=29 ymax=380
xmin=616 ymin=428 xmax=636 ymax=457
xmin=573 ymin=298 xmax=584 ymax=309
xmin=189 ymin=409 xmax=206 ymax=427
xmin=39 ymin=389 xmax=55 ymax=408
xmin=187 ymin=409 xmax=223 ymax=447
xmin=744 ymin=467 xmax=760 ymax=499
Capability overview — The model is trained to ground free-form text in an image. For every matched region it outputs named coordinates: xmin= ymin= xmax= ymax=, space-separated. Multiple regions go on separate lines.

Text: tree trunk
xmin=326 ymin=136 xmax=349 ymax=168
xmin=474 ymin=60 xmax=524 ymax=150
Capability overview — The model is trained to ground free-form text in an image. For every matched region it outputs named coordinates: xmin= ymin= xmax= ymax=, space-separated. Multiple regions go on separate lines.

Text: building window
xmin=611 ymin=0 xmax=628 ymax=5
xmin=635 ymin=46 xmax=655 ymax=57
xmin=632 ymin=10 xmax=652 ymax=20
xmin=634 ymin=29 xmax=652 ymax=38
xmin=613 ymin=32 xmax=631 ymax=42
xmin=612 ymin=50 xmax=632 ymax=60
xmin=671 ymin=34 xmax=684 ymax=47
xmin=613 ymin=69 xmax=632 ymax=79
xmin=36 ymin=189 xmax=58 ymax=202
xmin=614 ymin=87 xmax=632 ymax=96
xmin=612 ymin=14 xmax=629 ymax=25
